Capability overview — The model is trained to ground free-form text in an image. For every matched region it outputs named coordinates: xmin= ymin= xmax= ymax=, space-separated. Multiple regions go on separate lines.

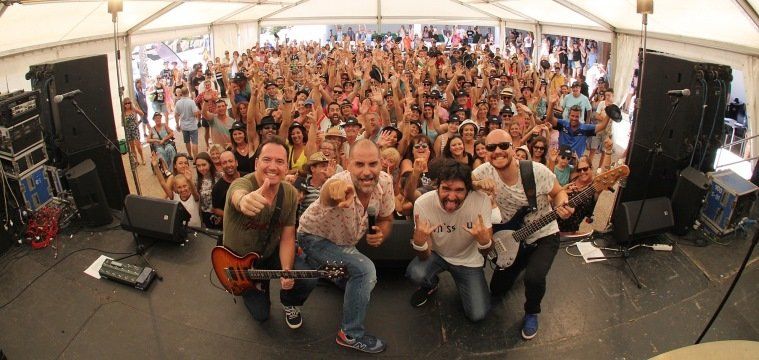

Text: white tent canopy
xmin=0 ymin=0 xmax=757 ymax=155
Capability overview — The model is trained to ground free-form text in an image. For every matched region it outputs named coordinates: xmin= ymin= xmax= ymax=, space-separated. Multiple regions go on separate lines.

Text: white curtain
xmin=212 ymin=24 xmax=240 ymax=58
xmin=612 ymin=33 xmax=639 ymax=107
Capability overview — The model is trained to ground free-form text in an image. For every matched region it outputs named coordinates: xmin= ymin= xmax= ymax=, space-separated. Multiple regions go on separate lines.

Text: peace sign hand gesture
xmin=464 ymin=214 xmax=491 ymax=247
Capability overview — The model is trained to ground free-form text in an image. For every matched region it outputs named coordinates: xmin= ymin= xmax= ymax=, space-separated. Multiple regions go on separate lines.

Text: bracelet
xmin=477 ymin=239 xmax=493 ymax=250
xmin=411 ymin=240 xmax=429 ymax=251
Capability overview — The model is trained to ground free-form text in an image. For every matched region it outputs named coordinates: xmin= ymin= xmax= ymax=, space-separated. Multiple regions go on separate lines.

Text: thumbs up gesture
xmin=239 ymin=177 xmax=274 ymax=217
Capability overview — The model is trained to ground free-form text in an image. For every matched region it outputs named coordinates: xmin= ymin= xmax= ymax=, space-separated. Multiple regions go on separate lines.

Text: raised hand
xmin=413 ymin=214 xmax=437 ymax=244
xmin=326 ymin=159 xmax=337 ymax=177
xmin=464 ymin=214 xmax=491 ymax=246
xmin=238 ymin=178 xmax=274 ymax=217
xmin=549 ymin=147 xmax=559 ymax=162
xmin=377 ymin=130 xmax=394 ymax=148
xmin=412 ymin=157 xmax=427 ymax=174
xmin=327 ymin=179 xmax=355 ymax=208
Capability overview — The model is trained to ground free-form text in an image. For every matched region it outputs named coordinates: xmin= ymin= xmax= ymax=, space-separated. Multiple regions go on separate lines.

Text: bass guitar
xmin=489 ymin=165 xmax=629 ymax=268
xmin=211 ymin=246 xmax=348 ymax=295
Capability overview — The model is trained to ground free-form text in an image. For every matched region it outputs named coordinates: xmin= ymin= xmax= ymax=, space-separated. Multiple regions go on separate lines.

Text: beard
xmin=489 ymin=152 xmax=512 ymax=169
xmin=440 ymin=196 xmax=463 ymax=212
xmin=352 ymin=173 xmax=378 ymax=194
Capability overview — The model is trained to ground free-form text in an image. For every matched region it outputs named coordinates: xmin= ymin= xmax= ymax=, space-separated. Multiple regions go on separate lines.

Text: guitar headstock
xmin=319 ymin=264 xmax=349 ymax=279
xmin=592 ymin=165 xmax=630 ymax=192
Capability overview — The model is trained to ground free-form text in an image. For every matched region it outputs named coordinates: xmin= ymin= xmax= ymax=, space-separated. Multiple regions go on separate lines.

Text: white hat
xmin=516 ymin=145 xmax=531 ymax=158
xmin=458 ymin=119 xmax=479 ymax=135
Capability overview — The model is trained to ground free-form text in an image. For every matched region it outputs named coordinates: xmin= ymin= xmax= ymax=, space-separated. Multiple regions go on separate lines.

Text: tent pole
xmin=113 ymin=12 xmax=142 ymax=195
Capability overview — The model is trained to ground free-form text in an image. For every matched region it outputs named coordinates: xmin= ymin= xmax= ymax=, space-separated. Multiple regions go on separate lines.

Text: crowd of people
xmin=124 ymin=33 xmax=621 ymax=354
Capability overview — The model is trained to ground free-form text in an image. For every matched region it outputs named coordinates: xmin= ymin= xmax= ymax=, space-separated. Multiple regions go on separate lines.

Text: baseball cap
xmin=559 ymin=144 xmax=573 ymax=158
xmin=343 ymin=117 xmax=362 ymax=128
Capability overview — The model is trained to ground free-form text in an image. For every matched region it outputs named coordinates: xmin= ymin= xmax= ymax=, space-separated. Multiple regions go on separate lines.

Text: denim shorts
xmin=182 ymin=129 xmax=198 ymax=144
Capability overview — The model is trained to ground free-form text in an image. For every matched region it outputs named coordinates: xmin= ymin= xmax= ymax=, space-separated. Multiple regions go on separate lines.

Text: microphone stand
xmin=68 ymin=98 xmax=122 ymax=152
xmin=589 ymin=95 xmax=682 ymax=289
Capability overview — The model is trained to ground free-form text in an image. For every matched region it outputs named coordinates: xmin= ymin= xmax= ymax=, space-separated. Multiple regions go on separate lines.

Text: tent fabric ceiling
xmin=0 ymin=0 xmax=757 ymax=55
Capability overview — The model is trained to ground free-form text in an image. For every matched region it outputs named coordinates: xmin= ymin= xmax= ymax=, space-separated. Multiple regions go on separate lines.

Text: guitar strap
xmin=519 ymin=160 xmax=537 ymax=212
xmin=261 ymin=184 xmax=285 ymax=246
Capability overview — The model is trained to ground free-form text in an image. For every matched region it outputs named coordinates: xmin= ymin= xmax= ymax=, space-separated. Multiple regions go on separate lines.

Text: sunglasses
xmin=560 ymin=155 xmax=571 ymax=160
xmin=333 ymin=90 xmax=343 ymax=94
xmin=485 ymin=142 xmax=512 ymax=152
xmin=414 ymin=143 xmax=429 ymax=149
xmin=124 ymin=102 xmax=132 ymax=105
xmin=576 ymin=166 xmax=590 ymax=173
xmin=262 ymin=125 xmax=278 ymax=130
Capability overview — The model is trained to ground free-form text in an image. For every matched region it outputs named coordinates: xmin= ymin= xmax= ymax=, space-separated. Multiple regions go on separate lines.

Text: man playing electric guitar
xmin=472 ymin=129 xmax=574 ymax=340
xmin=224 ymin=136 xmax=317 ymax=329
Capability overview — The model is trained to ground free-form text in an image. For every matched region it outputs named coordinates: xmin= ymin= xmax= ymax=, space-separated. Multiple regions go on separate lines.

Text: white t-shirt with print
xmin=414 ymin=190 xmax=492 ymax=267
xmin=472 ymin=162 xmax=558 ymax=244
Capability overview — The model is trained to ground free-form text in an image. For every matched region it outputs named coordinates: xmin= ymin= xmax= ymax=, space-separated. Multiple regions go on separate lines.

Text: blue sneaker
xmin=336 ymin=329 xmax=387 ymax=353
xmin=521 ymin=313 xmax=539 ymax=340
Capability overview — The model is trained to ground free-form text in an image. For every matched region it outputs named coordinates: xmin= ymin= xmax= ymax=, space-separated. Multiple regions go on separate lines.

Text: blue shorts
xmin=182 ymin=129 xmax=198 ymax=144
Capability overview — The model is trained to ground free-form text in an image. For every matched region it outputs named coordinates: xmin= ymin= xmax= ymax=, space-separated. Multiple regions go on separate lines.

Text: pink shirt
xmin=298 ymin=170 xmax=394 ymax=246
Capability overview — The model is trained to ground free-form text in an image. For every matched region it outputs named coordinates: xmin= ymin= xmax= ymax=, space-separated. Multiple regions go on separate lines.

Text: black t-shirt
xmin=153 ymin=86 xmax=165 ymax=103
xmin=212 ymin=177 xmax=233 ymax=211
xmin=466 ymin=30 xmax=474 ymax=43
xmin=191 ymin=75 xmax=205 ymax=94
xmin=234 ymin=149 xmax=253 ymax=174
xmin=160 ymin=69 xmax=172 ymax=84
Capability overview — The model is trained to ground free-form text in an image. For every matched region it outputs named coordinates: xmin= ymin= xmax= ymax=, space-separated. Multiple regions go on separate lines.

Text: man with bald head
xmin=472 ymin=129 xmax=574 ymax=341
xmin=211 ymin=150 xmax=242 ymax=228
xmin=297 ymin=139 xmax=394 ymax=354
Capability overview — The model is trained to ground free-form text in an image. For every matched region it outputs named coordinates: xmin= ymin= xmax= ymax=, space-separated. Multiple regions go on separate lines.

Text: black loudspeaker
xmin=671 ymin=167 xmax=710 ymax=235
xmin=613 ymin=197 xmax=674 ymax=243
xmin=65 ymin=145 xmax=128 ymax=210
xmin=29 ymin=55 xmax=118 ymax=155
xmin=121 ymin=195 xmax=190 ymax=243
xmin=617 ymin=52 xmax=731 ymax=205
xmin=65 ymin=159 xmax=112 ymax=227
xmin=29 ymin=56 xmax=129 ymax=210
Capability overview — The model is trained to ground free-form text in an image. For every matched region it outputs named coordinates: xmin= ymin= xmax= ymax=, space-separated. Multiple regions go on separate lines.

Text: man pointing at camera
xmin=224 ymin=136 xmax=316 ymax=329
xmin=298 ymin=139 xmax=394 ymax=354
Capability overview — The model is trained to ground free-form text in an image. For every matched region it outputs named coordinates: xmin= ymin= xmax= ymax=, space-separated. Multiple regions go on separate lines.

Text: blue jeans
xmin=406 ymin=252 xmax=491 ymax=322
xmin=298 ymin=232 xmax=377 ymax=339
xmin=240 ymin=253 xmax=317 ymax=322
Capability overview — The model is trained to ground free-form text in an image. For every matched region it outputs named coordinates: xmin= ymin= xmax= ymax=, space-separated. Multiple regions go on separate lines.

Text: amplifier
xmin=99 ymin=259 xmax=156 ymax=291
xmin=700 ymin=169 xmax=758 ymax=235
xmin=0 ymin=115 xmax=45 ymax=157
xmin=0 ymin=142 xmax=47 ymax=179
xmin=6 ymin=165 xmax=54 ymax=211
xmin=0 ymin=90 xmax=39 ymax=128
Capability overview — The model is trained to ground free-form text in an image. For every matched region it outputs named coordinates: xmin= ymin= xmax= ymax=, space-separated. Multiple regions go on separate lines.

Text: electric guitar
xmin=489 ymin=165 xmax=630 ymax=268
xmin=211 ymin=246 xmax=348 ymax=295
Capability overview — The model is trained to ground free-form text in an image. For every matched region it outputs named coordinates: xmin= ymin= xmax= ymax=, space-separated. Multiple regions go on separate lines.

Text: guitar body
xmin=211 ymin=246 xmax=262 ymax=296
xmin=211 ymin=246 xmax=348 ymax=296
xmin=492 ymin=229 xmax=520 ymax=268
xmin=489 ymin=206 xmax=532 ymax=269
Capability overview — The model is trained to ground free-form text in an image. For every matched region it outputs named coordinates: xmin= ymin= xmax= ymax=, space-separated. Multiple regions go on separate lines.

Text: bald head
xmin=485 ymin=129 xmax=512 ymax=144
xmin=349 ymin=138 xmax=380 ymax=159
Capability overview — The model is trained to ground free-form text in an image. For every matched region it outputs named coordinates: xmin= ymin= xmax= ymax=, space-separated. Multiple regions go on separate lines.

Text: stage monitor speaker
xmin=65 ymin=159 xmax=112 ymax=227
xmin=64 ymin=145 xmax=128 ymax=210
xmin=29 ymin=55 xmax=118 ymax=156
xmin=121 ymin=195 xmax=190 ymax=243
xmin=613 ymin=197 xmax=674 ymax=243
xmin=671 ymin=167 xmax=710 ymax=235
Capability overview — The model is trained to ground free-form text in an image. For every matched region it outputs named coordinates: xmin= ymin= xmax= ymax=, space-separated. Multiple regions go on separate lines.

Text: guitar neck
xmin=246 ymin=270 xmax=324 ymax=280
xmin=513 ymin=185 xmax=595 ymax=242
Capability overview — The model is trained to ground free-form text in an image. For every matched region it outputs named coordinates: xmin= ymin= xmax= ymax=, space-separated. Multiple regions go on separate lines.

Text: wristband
xmin=411 ymin=240 xmax=429 ymax=251
xmin=477 ymin=239 xmax=493 ymax=250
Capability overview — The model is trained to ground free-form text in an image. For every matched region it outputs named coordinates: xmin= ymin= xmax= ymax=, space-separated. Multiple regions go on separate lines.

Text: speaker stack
xmin=613 ymin=52 xmax=733 ymax=240
xmin=28 ymin=55 xmax=130 ymax=213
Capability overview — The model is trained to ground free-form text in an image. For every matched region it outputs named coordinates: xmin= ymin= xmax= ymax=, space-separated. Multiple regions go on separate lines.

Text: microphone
xmin=666 ymin=89 xmax=691 ymax=97
xmin=367 ymin=206 xmax=377 ymax=235
xmin=53 ymin=89 xmax=83 ymax=103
